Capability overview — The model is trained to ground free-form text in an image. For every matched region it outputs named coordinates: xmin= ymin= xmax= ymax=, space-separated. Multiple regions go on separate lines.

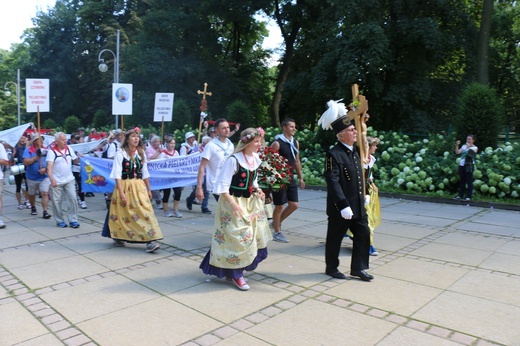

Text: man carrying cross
xmin=318 ymin=96 xmax=373 ymax=282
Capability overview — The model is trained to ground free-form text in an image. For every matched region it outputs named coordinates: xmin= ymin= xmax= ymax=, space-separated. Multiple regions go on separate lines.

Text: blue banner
xmin=80 ymin=153 xmax=201 ymax=193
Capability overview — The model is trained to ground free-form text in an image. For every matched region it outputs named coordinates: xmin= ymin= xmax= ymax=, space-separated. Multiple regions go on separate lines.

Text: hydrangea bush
xmin=263 ymin=126 xmax=519 ymax=201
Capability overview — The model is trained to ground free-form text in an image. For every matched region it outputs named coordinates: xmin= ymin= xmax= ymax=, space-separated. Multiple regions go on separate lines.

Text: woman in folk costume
xmin=200 ymin=127 xmax=272 ymax=291
xmin=102 ymin=127 xmax=163 ymax=253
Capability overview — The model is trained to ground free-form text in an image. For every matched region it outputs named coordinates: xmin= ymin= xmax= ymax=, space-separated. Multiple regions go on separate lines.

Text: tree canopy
xmin=0 ymin=0 xmax=518 ymax=143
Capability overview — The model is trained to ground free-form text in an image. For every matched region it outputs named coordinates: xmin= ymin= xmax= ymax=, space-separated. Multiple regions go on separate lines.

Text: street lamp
xmin=3 ymin=69 xmax=21 ymax=126
xmin=97 ymin=30 xmax=120 ymax=129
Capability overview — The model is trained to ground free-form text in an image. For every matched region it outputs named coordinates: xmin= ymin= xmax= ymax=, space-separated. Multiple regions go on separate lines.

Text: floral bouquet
xmin=257 ymin=146 xmax=292 ymax=192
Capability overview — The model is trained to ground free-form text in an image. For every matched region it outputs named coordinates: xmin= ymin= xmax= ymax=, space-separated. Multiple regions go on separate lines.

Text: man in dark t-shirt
xmin=270 ymin=118 xmax=305 ymax=243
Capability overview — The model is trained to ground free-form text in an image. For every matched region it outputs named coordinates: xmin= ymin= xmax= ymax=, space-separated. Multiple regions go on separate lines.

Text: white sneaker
xmin=0 ymin=220 xmax=5 ymax=229
xmin=273 ymin=231 xmax=289 ymax=243
xmin=172 ymin=210 xmax=183 ymax=218
xmin=163 ymin=211 xmax=174 ymax=217
xmin=79 ymin=201 xmax=87 ymax=209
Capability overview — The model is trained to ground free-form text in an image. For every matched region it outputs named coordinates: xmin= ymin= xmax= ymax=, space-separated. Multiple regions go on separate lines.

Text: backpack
xmin=102 ymin=142 xmax=117 ymax=158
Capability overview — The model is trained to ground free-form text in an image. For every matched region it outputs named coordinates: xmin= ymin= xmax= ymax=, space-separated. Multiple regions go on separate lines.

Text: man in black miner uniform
xmin=323 ymin=116 xmax=373 ymax=281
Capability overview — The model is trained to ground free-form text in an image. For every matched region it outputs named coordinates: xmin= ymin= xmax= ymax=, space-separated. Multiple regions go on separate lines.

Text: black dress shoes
xmin=326 ymin=271 xmax=348 ymax=280
xmin=350 ymin=270 xmax=374 ymax=281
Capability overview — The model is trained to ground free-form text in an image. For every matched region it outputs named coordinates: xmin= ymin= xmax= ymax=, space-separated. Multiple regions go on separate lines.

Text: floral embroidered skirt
xmin=106 ymin=179 xmax=163 ymax=243
xmin=200 ymin=194 xmax=272 ymax=277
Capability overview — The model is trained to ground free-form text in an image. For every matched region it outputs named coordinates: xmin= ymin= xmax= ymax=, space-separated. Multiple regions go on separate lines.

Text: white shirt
xmin=107 ymin=140 xmax=121 ymax=159
xmin=46 ymin=146 xmax=77 ymax=184
xmin=110 ymin=150 xmax=150 ymax=180
xmin=213 ymin=152 xmax=260 ymax=194
xmin=459 ymin=144 xmax=478 ymax=166
xmin=0 ymin=144 xmax=8 ymax=180
xmin=202 ymin=137 xmax=234 ymax=192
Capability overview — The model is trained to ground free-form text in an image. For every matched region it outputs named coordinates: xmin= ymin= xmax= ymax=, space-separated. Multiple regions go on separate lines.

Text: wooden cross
xmin=197 ymin=82 xmax=212 ymax=111
xmin=197 ymin=83 xmax=212 ymax=141
xmin=348 ymin=84 xmax=369 ymax=195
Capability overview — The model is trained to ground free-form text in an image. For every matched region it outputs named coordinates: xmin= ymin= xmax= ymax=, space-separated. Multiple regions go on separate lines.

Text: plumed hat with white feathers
xmin=318 ymin=99 xmax=354 ymax=134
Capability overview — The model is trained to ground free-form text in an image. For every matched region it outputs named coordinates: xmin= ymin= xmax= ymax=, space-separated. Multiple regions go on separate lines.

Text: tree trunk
xmin=476 ymin=0 xmax=493 ymax=85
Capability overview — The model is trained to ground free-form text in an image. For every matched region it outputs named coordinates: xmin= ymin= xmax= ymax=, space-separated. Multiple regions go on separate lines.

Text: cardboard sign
xmin=26 ymin=79 xmax=50 ymax=112
xmin=153 ymin=92 xmax=174 ymax=122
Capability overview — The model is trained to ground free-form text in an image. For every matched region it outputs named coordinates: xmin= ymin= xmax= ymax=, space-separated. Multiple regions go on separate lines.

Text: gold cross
xmin=197 ymin=82 xmax=212 ymax=99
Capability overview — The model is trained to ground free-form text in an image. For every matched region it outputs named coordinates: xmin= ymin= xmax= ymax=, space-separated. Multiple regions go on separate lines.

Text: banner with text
xmin=80 ymin=153 xmax=201 ymax=193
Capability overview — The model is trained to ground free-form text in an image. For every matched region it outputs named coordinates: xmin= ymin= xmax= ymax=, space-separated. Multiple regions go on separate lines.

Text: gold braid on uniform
xmin=326 ymin=156 xmax=333 ymax=172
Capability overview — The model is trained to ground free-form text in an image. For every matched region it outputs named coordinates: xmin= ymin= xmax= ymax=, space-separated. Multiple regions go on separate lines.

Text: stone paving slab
xmin=1 ymin=184 xmax=519 ymax=345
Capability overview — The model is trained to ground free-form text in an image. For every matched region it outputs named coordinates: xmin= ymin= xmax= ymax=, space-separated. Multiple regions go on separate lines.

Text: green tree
xmin=64 ymin=115 xmax=82 ymax=134
xmin=455 ymin=83 xmax=504 ymax=149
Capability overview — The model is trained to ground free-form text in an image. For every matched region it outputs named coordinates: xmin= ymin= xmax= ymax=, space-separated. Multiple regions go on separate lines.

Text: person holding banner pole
xmin=22 ymin=133 xmax=52 ymax=220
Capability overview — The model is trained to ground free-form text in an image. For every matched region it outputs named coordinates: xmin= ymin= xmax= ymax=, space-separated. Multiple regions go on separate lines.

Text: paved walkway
xmin=0 ymin=183 xmax=519 ymax=346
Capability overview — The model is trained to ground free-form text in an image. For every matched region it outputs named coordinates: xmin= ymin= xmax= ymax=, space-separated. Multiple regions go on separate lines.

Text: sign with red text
xmin=25 ymin=79 xmax=50 ymax=112
xmin=153 ymin=92 xmax=174 ymax=122
xmin=112 ymin=83 xmax=133 ymax=115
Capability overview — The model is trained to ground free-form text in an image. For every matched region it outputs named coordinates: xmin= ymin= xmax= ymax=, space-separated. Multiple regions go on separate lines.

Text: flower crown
xmin=125 ymin=127 xmax=141 ymax=135
xmin=240 ymin=128 xmax=264 ymax=143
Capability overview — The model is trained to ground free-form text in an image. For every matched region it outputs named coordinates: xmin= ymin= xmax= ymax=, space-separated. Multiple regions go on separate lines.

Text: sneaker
xmin=146 ymin=242 xmax=160 ymax=253
xmin=163 ymin=211 xmax=174 ymax=217
xmin=193 ymin=198 xmax=201 ymax=205
xmin=79 ymin=201 xmax=87 ymax=209
xmin=201 ymin=208 xmax=212 ymax=214
xmin=369 ymin=245 xmax=379 ymax=256
xmin=69 ymin=221 xmax=80 ymax=228
xmin=453 ymin=195 xmax=461 ymax=200
xmin=273 ymin=231 xmax=289 ymax=243
xmin=172 ymin=210 xmax=183 ymax=218
xmin=25 ymin=201 xmax=32 ymax=209
xmin=31 ymin=207 xmax=37 ymax=215
xmin=156 ymin=203 xmax=163 ymax=210
xmin=232 ymin=277 xmax=250 ymax=291
xmin=18 ymin=204 xmax=25 ymax=210
xmin=113 ymin=239 xmax=126 ymax=247
xmin=464 ymin=197 xmax=471 ymax=201
xmin=85 ymin=192 xmax=95 ymax=197
xmin=0 ymin=220 xmax=6 ymax=229
xmin=57 ymin=222 xmax=67 ymax=228
xmin=43 ymin=211 xmax=51 ymax=219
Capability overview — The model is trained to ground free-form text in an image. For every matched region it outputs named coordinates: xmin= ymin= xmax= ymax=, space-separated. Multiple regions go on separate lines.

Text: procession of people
xmin=0 ymin=90 xmax=383 ymax=291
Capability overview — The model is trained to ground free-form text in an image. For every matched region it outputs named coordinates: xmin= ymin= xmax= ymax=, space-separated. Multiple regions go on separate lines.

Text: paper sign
xmin=153 ymin=92 xmax=174 ymax=122
xmin=25 ymin=79 xmax=50 ymax=112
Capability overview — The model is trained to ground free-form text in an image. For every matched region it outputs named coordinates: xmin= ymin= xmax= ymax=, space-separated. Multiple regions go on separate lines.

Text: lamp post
xmin=3 ymin=69 xmax=21 ymax=126
xmin=97 ymin=30 xmax=120 ymax=129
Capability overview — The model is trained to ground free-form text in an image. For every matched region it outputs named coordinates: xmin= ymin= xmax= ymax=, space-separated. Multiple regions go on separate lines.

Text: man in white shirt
xmin=0 ymin=143 xmax=9 ymax=228
xmin=46 ymin=132 xmax=81 ymax=228
xmin=195 ymin=119 xmax=234 ymax=206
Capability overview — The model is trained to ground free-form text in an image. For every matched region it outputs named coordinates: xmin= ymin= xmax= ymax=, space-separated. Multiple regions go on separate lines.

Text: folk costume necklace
xmin=243 ymin=152 xmax=255 ymax=169
xmin=213 ymin=137 xmax=233 ymax=157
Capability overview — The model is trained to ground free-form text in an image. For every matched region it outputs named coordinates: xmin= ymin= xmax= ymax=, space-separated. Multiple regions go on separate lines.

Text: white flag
xmin=0 ymin=123 xmax=31 ymax=147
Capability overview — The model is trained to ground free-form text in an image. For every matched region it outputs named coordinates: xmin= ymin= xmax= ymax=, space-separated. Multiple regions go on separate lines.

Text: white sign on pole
xmin=112 ymin=83 xmax=133 ymax=115
xmin=153 ymin=93 xmax=174 ymax=122
xmin=25 ymin=79 xmax=50 ymax=113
